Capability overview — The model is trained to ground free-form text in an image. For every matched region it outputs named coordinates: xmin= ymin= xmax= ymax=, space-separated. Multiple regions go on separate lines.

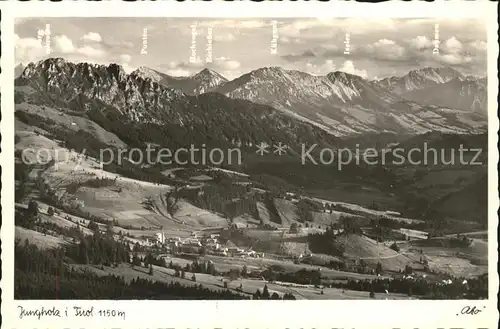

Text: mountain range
xmin=15 ymin=58 xmax=337 ymax=152
xmin=374 ymin=67 xmax=487 ymax=114
xmin=373 ymin=67 xmax=464 ymax=94
xmin=16 ymin=58 xmax=487 ymax=142
xmin=134 ymin=65 xmax=487 ymax=136
xmin=398 ymin=76 xmax=487 ymax=114
xmin=133 ymin=67 xmax=228 ymax=95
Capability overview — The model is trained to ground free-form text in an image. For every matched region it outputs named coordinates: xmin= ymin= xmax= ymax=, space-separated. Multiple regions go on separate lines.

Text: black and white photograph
xmin=12 ymin=16 xmax=490 ymax=301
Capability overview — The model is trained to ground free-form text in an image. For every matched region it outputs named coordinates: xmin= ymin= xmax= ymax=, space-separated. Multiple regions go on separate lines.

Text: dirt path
xmin=444 ymin=231 xmax=487 ymax=238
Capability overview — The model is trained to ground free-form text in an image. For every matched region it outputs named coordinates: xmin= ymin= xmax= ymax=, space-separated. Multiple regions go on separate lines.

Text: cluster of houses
xmin=151 ymin=231 xmax=264 ymax=258
xmin=223 ymin=247 xmax=264 ymax=258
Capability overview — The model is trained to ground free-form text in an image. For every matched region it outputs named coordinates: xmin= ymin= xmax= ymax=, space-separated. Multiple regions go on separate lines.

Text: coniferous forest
xmin=15 ymin=236 xmax=249 ymax=300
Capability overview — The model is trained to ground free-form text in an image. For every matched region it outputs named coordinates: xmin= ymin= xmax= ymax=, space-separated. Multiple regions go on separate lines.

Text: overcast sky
xmin=15 ymin=17 xmax=487 ymax=80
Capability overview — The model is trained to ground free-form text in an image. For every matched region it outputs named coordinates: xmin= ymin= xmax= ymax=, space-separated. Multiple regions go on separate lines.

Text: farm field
xmin=15 ymin=226 xmax=68 ymax=249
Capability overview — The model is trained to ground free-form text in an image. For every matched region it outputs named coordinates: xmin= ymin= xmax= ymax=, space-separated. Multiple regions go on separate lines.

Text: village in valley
xmin=14 ymin=147 xmax=488 ymax=300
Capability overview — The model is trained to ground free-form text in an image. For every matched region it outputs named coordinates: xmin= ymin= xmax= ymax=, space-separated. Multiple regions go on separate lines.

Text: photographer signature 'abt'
xmin=458 ymin=305 xmax=485 ymax=316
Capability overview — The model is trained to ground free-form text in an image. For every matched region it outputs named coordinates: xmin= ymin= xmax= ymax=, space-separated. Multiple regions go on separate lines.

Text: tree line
xmin=15 ymin=238 xmax=249 ymax=300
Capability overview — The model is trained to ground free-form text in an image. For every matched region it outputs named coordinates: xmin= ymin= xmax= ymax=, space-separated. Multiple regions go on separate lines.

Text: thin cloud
xmin=213 ymin=32 xmax=236 ymax=42
xmin=82 ymin=32 xmax=102 ymax=43
xmin=77 ymin=45 xmax=106 ymax=58
xmin=340 ymin=60 xmax=368 ymax=78
xmin=410 ymin=36 xmax=434 ymax=50
xmin=53 ymin=35 xmax=76 ymax=54
xmin=198 ymin=19 xmax=268 ymax=29
xmin=281 ymin=50 xmax=316 ymax=62
xmin=15 ymin=34 xmax=47 ymax=64
xmin=212 ymin=57 xmax=241 ymax=71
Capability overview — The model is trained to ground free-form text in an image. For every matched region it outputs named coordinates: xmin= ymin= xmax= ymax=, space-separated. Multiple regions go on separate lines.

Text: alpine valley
xmin=14 ymin=58 xmax=488 ymax=300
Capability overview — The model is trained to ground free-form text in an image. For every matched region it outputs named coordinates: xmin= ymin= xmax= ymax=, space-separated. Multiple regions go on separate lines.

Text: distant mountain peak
xmin=194 ymin=68 xmax=217 ymax=76
xmin=387 ymin=67 xmax=487 ymax=113
xmin=34 ymin=57 xmax=68 ymax=70
xmin=191 ymin=68 xmax=227 ymax=82
xmin=250 ymin=66 xmax=287 ymax=75
xmin=131 ymin=66 xmax=227 ymax=95
xmin=373 ymin=66 xmax=466 ymax=95
xmin=133 ymin=66 xmax=167 ymax=83
xmin=40 ymin=57 xmax=66 ymax=64
xmin=15 ymin=63 xmax=25 ymax=77
xmin=407 ymin=66 xmax=463 ymax=82
xmin=326 ymin=71 xmax=364 ymax=83
xmin=136 ymin=66 xmax=158 ymax=74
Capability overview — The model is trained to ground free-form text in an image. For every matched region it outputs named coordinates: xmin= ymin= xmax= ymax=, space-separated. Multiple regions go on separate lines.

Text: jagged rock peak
xmin=326 ymin=71 xmax=364 ymax=83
